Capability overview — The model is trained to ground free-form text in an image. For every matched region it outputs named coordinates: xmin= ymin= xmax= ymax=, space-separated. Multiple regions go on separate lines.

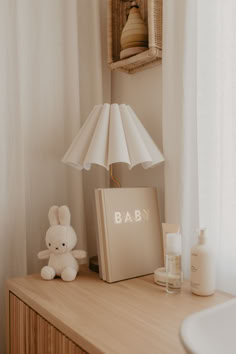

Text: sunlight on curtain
xmin=184 ymin=0 xmax=236 ymax=294
xmin=205 ymin=0 xmax=236 ymax=294
xmin=0 ymin=1 xmax=27 ymax=351
xmin=163 ymin=0 xmax=236 ymax=294
xmin=16 ymin=0 xmax=87 ymax=274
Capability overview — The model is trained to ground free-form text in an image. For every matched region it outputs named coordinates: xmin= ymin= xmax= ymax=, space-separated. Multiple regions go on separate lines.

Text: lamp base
xmin=89 ymin=256 xmax=99 ymax=273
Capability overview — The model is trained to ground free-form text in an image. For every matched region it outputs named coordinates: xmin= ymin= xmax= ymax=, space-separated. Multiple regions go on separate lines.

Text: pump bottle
xmin=191 ymin=229 xmax=216 ymax=296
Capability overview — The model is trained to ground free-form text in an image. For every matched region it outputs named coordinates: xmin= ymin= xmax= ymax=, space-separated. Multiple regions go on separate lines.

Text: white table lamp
xmin=62 ymin=103 xmax=164 ymax=185
xmin=62 ymin=103 xmax=164 ymax=272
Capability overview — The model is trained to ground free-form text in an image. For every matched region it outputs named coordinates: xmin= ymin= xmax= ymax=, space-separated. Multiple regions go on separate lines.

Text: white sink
xmin=180 ymin=298 xmax=236 ymax=354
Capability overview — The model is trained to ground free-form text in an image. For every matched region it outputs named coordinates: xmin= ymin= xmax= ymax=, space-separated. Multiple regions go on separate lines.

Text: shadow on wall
xmin=111 ymin=65 xmax=164 ymax=221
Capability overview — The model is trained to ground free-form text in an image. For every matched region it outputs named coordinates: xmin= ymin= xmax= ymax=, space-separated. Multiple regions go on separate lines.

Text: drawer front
xmin=9 ymin=293 xmax=86 ymax=354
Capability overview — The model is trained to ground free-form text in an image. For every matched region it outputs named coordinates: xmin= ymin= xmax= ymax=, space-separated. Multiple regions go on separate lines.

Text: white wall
xmin=111 ymin=65 xmax=164 ymax=221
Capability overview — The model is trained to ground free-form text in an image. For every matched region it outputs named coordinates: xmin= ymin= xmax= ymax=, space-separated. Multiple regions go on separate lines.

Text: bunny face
xmin=45 ymin=205 xmax=77 ymax=254
xmin=46 ymin=225 xmax=77 ymax=254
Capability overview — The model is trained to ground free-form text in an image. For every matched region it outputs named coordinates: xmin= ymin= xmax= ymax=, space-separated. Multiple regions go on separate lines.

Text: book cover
xmin=95 ymin=187 xmax=163 ymax=283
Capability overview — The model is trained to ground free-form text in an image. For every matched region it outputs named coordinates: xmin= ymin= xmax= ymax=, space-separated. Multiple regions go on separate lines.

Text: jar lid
xmin=154 ymin=267 xmax=166 ymax=287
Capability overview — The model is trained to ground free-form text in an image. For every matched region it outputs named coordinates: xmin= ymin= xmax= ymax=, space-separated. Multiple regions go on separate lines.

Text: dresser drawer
xmin=9 ymin=293 xmax=86 ymax=354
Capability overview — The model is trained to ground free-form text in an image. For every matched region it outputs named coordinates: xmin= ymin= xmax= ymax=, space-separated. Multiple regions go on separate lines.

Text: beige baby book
xmin=95 ymin=187 xmax=163 ymax=283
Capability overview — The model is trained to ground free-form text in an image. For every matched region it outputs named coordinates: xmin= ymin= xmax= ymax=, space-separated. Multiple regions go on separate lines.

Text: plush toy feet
xmin=61 ymin=267 xmax=77 ymax=281
xmin=41 ymin=266 xmax=56 ymax=280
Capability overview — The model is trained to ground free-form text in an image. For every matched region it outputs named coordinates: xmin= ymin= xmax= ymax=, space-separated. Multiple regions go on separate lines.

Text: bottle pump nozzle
xmin=199 ymin=228 xmax=206 ymax=244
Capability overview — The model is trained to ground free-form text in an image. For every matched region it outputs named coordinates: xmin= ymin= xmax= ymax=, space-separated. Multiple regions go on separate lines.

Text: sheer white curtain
xmin=0 ymin=2 xmax=28 ymax=351
xmin=0 ymin=0 xmax=109 ymax=352
xmin=163 ymin=0 xmax=236 ymax=294
xmin=18 ymin=0 xmax=87 ymax=275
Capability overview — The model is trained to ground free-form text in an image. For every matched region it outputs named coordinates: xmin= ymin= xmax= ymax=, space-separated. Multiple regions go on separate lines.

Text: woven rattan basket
xmin=107 ymin=0 xmax=162 ymax=74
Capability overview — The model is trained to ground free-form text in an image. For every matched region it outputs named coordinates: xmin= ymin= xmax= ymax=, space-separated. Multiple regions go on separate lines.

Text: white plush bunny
xmin=38 ymin=205 xmax=87 ymax=281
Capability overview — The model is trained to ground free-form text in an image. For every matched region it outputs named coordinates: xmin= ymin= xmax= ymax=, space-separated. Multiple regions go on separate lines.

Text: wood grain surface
xmin=9 ymin=294 xmax=85 ymax=354
xmin=7 ymin=266 xmax=233 ymax=354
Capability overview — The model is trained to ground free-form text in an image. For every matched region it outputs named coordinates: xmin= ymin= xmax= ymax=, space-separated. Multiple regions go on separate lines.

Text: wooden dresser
xmin=7 ymin=266 xmax=232 ymax=354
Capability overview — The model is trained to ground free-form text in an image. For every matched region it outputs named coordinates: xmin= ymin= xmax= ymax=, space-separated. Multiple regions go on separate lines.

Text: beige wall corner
xmin=111 ymin=66 xmax=164 ymax=221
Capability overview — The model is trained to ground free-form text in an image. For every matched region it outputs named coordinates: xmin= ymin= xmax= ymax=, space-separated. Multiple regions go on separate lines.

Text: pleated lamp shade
xmin=62 ymin=103 xmax=164 ymax=171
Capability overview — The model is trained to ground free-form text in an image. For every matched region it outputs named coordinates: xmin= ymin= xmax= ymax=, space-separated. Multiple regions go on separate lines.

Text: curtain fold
xmin=0 ymin=1 xmax=28 ymax=350
xmin=0 ymin=1 xmax=109 ymax=352
xmin=18 ymin=0 xmax=79 ymax=274
xmin=163 ymin=0 xmax=236 ymax=294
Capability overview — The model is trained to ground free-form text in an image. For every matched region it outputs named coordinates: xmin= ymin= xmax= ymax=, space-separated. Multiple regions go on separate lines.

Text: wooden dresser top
xmin=7 ymin=266 xmax=232 ymax=354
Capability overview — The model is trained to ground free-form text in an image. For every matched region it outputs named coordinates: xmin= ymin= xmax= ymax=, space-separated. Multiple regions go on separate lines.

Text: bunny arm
xmin=71 ymin=250 xmax=87 ymax=260
xmin=38 ymin=249 xmax=51 ymax=260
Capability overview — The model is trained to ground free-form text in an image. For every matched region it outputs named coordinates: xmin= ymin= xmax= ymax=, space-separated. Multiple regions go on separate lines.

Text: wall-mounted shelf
xmin=107 ymin=0 xmax=162 ymax=74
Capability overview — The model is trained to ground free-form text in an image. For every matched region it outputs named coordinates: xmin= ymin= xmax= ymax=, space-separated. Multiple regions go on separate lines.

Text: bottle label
xmin=191 ymin=281 xmax=200 ymax=289
xmin=166 ymin=255 xmax=182 ymax=290
xmin=191 ymin=253 xmax=200 ymax=289
xmin=166 ymin=255 xmax=181 ymax=274
xmin=191 ymin=265 xmax=198 ymax=272
xmin=167 ymin=276 xmax=181 ymax=289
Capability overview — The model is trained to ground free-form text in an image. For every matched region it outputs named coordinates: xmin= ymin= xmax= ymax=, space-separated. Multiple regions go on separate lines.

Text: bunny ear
xmin=48 ymin=206 xmax=59 ymax=226
xmin=58 ymin=205 xmax=71 ymax=226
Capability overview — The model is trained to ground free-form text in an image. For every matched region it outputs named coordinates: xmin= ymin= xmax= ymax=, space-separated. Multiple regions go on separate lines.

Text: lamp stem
xmin=109 ymin=164 xmax=121 ymax=188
